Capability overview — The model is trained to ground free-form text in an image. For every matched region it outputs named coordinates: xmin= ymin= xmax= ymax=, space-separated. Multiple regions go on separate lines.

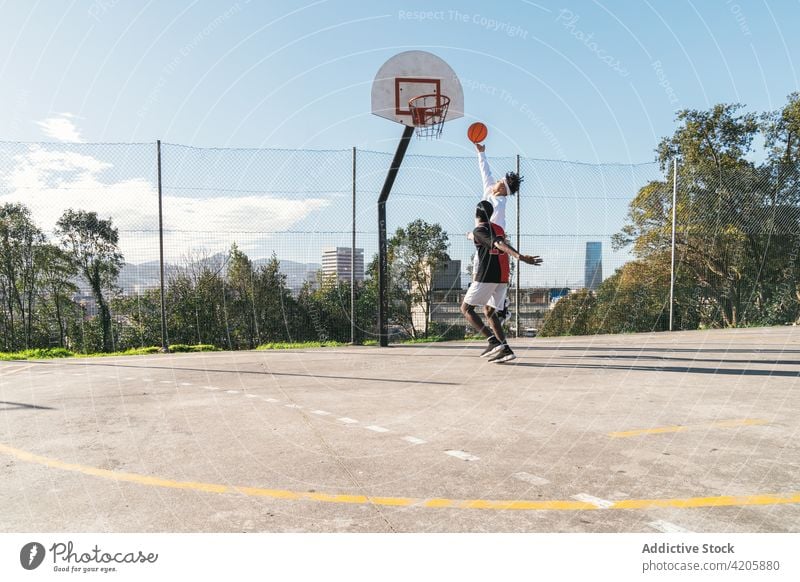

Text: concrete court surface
xmin=0 ymin=327 xmax=798 ymax=533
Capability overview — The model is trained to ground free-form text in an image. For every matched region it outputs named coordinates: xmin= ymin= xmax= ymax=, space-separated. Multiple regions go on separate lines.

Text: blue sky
xmin=1 ymin=1 xmax=799 ymax=287
xmin=2 ymin=0 xmax=798 ymax=161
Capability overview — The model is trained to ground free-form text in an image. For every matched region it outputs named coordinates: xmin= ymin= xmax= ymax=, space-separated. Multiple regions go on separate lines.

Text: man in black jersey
xmin=461 ymin=201 xmax=542 ymax=363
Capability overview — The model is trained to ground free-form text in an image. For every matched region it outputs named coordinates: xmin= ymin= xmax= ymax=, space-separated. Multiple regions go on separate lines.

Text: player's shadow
xmin=510 ymin=362 xmax=800 ymax=377
xmin=0 ymin=401 xmax=55 ymax=411
xmin=419 ymin=344 xmax=800 ymax=355
xmin=588 ymin=354 xmax=800 ymax=366
xmin=53 ymin=363 xmax=459 ymax=386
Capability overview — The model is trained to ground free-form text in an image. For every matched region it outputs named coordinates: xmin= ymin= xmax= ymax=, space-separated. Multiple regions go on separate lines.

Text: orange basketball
xmin=467 ymin=122 xmax=488 ymax=144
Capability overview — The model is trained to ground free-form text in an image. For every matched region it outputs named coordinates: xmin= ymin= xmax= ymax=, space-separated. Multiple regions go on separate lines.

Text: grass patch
xmin=359 ymin=335 xmax=484 ymax=346
xmin=0 ymin=344 xmax=220 ymax=360
xmin=256 ymin=341 xmax=346 ymax=350
xmin=0 ymin=347 xmax=73 ymax=361
xmin=398 ymin=336 xmax=448 ymax=344
xmin=168 ymin=344 xmax=220 ymax=353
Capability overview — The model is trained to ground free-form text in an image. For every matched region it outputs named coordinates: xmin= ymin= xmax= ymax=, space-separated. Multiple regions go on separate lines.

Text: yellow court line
xmin=1 ymin=442 xmax=798 ymax=512
xmin=609 ymin=418 xmax=769 ymax=439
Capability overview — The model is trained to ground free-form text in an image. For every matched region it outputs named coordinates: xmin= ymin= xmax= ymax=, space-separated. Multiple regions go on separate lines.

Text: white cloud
xmin=1 ymin=145 xmax=330 ymax=264
xmin=35 ymin=113 xmax=83 ymax=142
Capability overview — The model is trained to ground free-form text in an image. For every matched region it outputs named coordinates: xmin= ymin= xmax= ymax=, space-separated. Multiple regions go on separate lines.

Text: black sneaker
xmin=480 ymin=337 xmax=503 ymax=358
xmin=488 ymin=345 xmax=516 ymax=363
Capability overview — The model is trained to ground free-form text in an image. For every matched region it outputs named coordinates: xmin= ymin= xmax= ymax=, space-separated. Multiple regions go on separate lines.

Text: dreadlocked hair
xmin=505 ymin=171 xmax=524 ymax=195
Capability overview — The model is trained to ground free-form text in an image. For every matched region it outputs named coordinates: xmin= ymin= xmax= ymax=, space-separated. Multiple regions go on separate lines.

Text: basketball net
xmin=408 ymin=94 xmax=450 ymax=139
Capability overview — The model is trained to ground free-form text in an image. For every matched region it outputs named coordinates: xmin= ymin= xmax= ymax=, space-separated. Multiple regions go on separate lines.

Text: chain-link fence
xmin=2 ymin=138 xmax=795 ymax=353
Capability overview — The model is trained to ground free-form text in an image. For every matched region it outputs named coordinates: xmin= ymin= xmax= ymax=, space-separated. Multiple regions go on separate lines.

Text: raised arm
xmin=494 ymin=239 xmax=543 ymax=265
xmin=476 ymin=143 xmax=495 ymax=200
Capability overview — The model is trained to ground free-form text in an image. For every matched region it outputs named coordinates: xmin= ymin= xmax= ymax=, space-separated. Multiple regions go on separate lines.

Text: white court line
xmin=310 ymin=410 xmax=331 ymax=416
xmin=160 ymin=381 xmax=172 ymax=384
xmin=180 ymin=382 xmax=192 ymax=386
xmin=402 ymin=436 xmax=426 ymax=445
xmin=337 ymin=417 xmax=358 ymax=424
xmin=648 ymin=520 xmax=692 ymax=533
xmin=246 ymin=394 xmax=259 ymax=398
xmin=285 ymin=404 xmax=302 ymax=409
xmin=513 ymin=472 xmax=549 ymax=486
xmin=445 ymin=450 xmax=480 ymax=462
xmin=226 ymin=390 xmax=239 ymax=394
xmin=203 ymin=386 xmax=218 ymax=390
xmin=262 ymin=397 xmax=279 ymax=403
xmin=0 ymin=364 xmax=36 ymax=377
xmin=572 ymin=494 xmax=614 ymax=509
xmin=365 ymin=425 xmax=389 ymax=433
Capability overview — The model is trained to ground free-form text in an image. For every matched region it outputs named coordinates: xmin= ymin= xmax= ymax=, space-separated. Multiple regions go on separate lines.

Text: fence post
xmin=378 ymin=125 xmax=415 ymax=347
xmin=157 ymin=140 xmax=169 ymax=353
xmin=515 ymin=154 xmax=521 ymax=338
xmin=351 ymin=146 xmax=356 ymax=345
xmin=669 ymin=158 xmax=678 ymax=331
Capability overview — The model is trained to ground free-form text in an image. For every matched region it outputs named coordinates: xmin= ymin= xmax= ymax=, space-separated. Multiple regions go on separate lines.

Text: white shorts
xmin=464 ymin=282 xmax=507 ymax=308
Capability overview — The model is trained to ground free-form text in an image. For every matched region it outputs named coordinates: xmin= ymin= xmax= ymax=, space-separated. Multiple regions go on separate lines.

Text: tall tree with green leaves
xmin=0 ymin=203 xmax=46 ymax=350
xmin=758 ymin=92 xmax=800 ymax=324
xmin=55 ymin=209 xmax=124 ymax=352
xmin=539 ymin=289 xmax=596 ymax=337
xmin=166 ymin=251 xmax=228 ymax=348
xmin=616 ymin=98 xmax=800 ymax=328
xmin=36 ymin=243 xmax=79 ymax=348
xmin=226 ymin=243 xmax=259 ymax=348
xmin=253 ymin=253 xmax=297 ymax=343
xmin=388 ymin=219 xmax=449 ymax=338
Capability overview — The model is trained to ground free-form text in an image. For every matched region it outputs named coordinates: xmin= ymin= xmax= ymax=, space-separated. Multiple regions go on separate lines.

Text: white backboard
xmin=371 ymin=50 xmax=464 ymax=126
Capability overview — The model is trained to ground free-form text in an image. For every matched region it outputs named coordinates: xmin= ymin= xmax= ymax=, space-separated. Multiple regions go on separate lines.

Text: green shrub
xmin=169 ymin=344 xmax=220 ymax=353
xmin=0 ymin=347 xmax=74 ymax=361
xmin=256 ymin=341 xmax=345 ymax=350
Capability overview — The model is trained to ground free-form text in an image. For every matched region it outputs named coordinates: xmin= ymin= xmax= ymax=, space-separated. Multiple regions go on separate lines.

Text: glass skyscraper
xmin=585 ymin=241 xmax=602 ymax=290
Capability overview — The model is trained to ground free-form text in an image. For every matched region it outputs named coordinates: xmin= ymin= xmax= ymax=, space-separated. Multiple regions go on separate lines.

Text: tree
xmin=591 ymin=257 xmax=671 ymax=334
xmin=36 ymin=244 xmax=79 ymax=348
xmin=55 ymin=209 xmax=124 ymax=352
xmin=616 ymin=98 xmax=800 ymax=329
xmin=166 ymin=251 xmax=229 ymax=348
xmin=227 ymin=243 xmax=259 ymax=348
xmin=758 ymin=92 xmax=800 ymax=324
xmin=539 ymin=289 xmax=596 ymax=337
xmin=110 ymin=289 xmax=161 ymax=350
xmin=0 ymin=203 xmax=46 ymax=350
xmin=253 ymin=253 xmax=298 ymax=344
xmin=388 ymin=219 xmax=449 ymax=337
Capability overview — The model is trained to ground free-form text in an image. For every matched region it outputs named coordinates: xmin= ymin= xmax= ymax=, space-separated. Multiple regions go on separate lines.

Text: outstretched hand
xmin=519 ymin=255 xmax=543 ymax=266
xmin=475 ymin=143 xmax=485 ymax=153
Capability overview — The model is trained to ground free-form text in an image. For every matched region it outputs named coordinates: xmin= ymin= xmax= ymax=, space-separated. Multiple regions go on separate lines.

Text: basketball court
xmin=2 ymin=50 xmax=797 ymax=536
xmin=1 ymin=327 xmax=798 ymax=533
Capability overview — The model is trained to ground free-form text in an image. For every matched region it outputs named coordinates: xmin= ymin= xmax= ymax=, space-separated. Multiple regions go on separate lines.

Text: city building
xmin=585 ymin=241 xmax=603 ymax=291
xmin=321 ymin=247 xmax=364 ymax=284
xmin=412 ymin=259 xmax=462 ymax=335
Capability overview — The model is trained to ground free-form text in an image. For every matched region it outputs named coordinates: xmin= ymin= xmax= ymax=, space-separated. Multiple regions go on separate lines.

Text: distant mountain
xmin=267 ymin=259 xmax=321 ymax=292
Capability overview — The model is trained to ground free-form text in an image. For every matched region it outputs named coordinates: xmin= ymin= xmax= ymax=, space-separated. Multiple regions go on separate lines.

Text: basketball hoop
xmin=408 ymin=93 xmax=450 ymax=139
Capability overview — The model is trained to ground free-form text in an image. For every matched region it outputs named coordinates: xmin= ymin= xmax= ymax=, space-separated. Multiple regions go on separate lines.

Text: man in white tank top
xmin=469 ymin=143 xmax=523 ymax=312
